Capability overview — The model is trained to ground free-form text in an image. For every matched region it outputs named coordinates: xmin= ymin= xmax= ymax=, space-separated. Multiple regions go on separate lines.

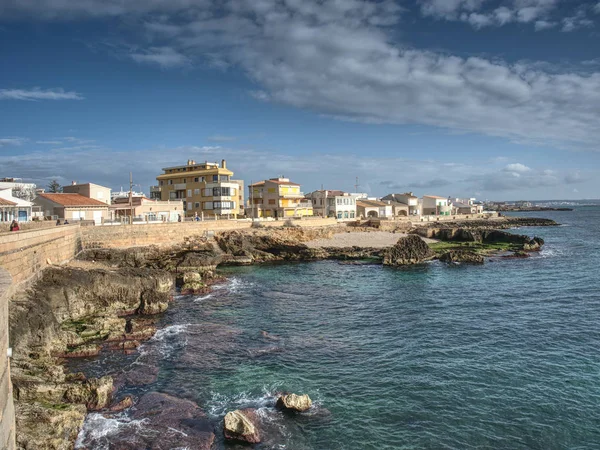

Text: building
xmin=156 ymin=159 xmax=243 ymax=219
xmin=422 ymin=195 xmax=451 ymax=215
xmin=306 ymin=190 xmax=357 ymax=219
xmin=110 ymin=196 xmax=183 ymax=222
xmin=356 ymin=199 xmax=393 ymax=218
xmin=384 ymin=200 xmax=409 ymax=217
xmin=149 ymin=185 xmax=161 ymax=200
xmin=249 ymin=177 xmax=313 ymax=219
xmin=0 ymin=177 xmax=37 ymax=202
xmin=111 ymin=189 xmax=145 ymax=203
xmin=381 ymin=192 xmax=420 ymax=215
xmin=62 ymin=182 xmax=112 ymax=205
xmin=0 ymin=188 xmax=33 ymax=223
xmin=34 ymin=193 xmax=110 ymax=224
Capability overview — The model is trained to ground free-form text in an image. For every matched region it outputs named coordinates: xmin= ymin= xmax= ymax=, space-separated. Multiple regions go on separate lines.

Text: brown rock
xmin=275 ymin=393 xmax=312 ymax=412
xmin=383 ymin=235 xmax=434 ymax=266
xmin=439 ymin=250 xmax=484 ymax=264
xmin=109 ymin=395 xmax=133 ymax=412
xmin=223 ymin=408 xmax=261 ymax=443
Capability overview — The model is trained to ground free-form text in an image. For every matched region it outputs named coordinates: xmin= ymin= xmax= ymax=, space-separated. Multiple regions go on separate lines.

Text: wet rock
xmin=223 ymin=408 xmax=261 ymax=444
xmin=383 ymin=235 xmax=434 ymax=266
xmin=55 ymin=344 xmax=101 ymax=358
xmin=109 ymin=395 xmax=133 ymax=412
xmin=180 ymin=271 xmax=209 ymax=295
xmin=276 ymin=393 xmax=312 ymax=412
xmin=439 ymin=250 xmax=484 ymax=264
xmin=503 ymin=251 xmax=531 ymax=258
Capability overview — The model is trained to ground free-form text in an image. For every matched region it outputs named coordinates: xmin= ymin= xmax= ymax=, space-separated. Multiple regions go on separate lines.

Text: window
xmin=268 ymin=188 xmax=276 ymax=194
xmin=213 ymin=187 xmax=231 ymax=196
xmin=200 ymin=176 xmax=205 ymax=182
xmin=194 ymin=189 xmax=200 ymax=195
xmin=168 ymin=180 xmax=173 ymax=185
xmin=268 ymin=199 xmax=276 ymax=205
xmin=350 ymin=212 xmax=355 ymax=218
xmin=337 ymin=212 xmax=342 ymax=219
xmin=160 ymin=181 xmax=164 ymax=186
xmin=187 ymin=189 xmax=192 ymax=197
xmin=220 ymin=175 xmax=229 ymax=181
xmin=169 ymin=192 xmax=177 ymax=200
xmin=194 ymin=202 xmax=200 ymax=209
xmin=183 ymin=178 xmax=186 ymax=183
xmin=213 ymin=201 xmax=234 ymax=209
xmin=213 ymin=175 xmax=218 ymax=182
xmin=194 ymin=177 xmax=199 ymax=182
xmin=204 ymin=202 xmax=213 ymax=210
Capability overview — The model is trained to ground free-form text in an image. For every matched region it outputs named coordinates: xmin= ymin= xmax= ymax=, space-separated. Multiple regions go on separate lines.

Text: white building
xmin=422 ymin=195 xmax=451 ymax=216
xmin=306 ymin=190 xmax=357 ymax=219
xmin=356 ymin=199 xmax=393 ymax=218
xmin=381 ymin=192 xmax=420 ymax=216
xmin=0 ymin=188 xmax=33 ymax=223
xmin=0 ymin=177 xmax=37 ymax=202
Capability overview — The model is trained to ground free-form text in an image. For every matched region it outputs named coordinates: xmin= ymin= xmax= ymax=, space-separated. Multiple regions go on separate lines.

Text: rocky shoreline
xmin=9 ymin=217 xmax=558 ymax=449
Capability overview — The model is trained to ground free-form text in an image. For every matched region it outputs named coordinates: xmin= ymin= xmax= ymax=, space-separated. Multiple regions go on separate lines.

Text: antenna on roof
xmin=354 ymin=176 xmax=360 ymax=193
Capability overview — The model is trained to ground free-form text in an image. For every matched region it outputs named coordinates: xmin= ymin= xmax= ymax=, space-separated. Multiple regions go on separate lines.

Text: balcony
xmin=174 ymin=183 xmax=186 ymax=190
xmin=280 ymin=192 xmax=304 ymax=199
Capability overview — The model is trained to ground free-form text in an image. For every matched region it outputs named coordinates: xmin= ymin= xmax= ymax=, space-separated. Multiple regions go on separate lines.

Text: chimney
xmin=221 ymin=159 xmax=227 ymax=169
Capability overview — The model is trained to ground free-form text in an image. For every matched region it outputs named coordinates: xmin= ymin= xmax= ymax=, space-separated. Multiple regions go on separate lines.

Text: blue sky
xmin=1 ymin=0 xmax=600 ymax=200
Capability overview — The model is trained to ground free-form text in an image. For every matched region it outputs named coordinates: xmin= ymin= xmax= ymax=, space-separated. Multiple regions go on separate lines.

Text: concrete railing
xmin=0 ymin=268 xmax=15 ymax=450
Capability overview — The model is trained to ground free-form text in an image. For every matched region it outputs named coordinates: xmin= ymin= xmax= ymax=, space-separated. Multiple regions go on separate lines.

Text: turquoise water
xmin=75 ymin=206 xmax=600 ymax=449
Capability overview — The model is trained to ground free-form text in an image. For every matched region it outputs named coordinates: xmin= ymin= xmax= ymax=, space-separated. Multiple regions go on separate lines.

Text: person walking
xmin=9 ymin=220 xmax=20 ymax=232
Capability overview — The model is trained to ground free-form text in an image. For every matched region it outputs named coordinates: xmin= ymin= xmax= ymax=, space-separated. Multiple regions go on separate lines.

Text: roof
xmin=387 ymin=201 xmax=409 ymax=207
xmin=383 ymin=193 xmax=417 ymax=200
xmin=0 ymin=197 xmax=17 ymax=206
xmin=36 ymin=193 xmax=109 ymax=207
xmin=424 ymin=195 xmax=447 ymax=199
xmin=453 ymin=202 xmax=472 ymax=208
xmin=250 ymin=179 xmax=300 ymax=186
xmin=357 ymin=199 xmax=388 ymax=207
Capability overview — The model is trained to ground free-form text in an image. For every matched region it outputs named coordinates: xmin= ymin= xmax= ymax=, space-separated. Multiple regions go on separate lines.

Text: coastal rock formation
xmin=383 ymin=235 xmax=435 ymax=266
xmin=439 ymin=250 xmax=484 ymax=264
xmin=276 ymin=393 xmax=313 ymax=412
xmin=223 ymin=408 xmax=261 ymax=443
xmin=9 ymin=266 xmax=175 ymax=450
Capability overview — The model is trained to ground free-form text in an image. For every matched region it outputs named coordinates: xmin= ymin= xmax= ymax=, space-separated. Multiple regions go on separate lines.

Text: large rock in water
xmin=275 ymin=393 xmax=312 ymax=412
xmin=223 ymin=408 xmax=261 ymax=443
xmin=439 ymin=250 xmax=484 ymax=264
xmin=383 ymin=235 xmax=434 ymax=266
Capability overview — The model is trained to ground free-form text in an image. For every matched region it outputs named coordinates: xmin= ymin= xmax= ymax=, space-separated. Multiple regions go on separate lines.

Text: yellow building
xmin=248 ymin=177 xmax=313 ymax=219
xmin=156 ymin=159 xmax=244 ymax=218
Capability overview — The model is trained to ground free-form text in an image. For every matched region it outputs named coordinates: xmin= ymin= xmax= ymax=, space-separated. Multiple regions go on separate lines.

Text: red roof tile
xmin=37 ymin=193 xmax=109 ymax=207
xmin=0 ymin=198 xmax=17 ymax=206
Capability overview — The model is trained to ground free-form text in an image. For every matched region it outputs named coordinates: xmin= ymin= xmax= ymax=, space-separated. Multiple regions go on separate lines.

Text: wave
xmin=137 ymin=324 xmax=190 ymax=358
xmin=206 ymin=385 xmax=283 ymax=417
xmin=194 ymin=293 xmax=213 ymax=302
xmin=75 ymin=413 xmax=151 ymax=449
xmin=211 ymin=276 xmax=255 ymax=294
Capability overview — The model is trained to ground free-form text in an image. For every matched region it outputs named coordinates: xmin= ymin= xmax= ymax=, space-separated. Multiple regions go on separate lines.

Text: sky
xmin=1 ymin=0 xmax=599 ymax=201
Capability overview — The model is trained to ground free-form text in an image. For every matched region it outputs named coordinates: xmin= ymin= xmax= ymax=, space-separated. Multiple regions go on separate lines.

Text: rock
xmin=439 ymin=250 xmax=484 ymax=264
xmin=503 ymin=251 xmax=531 ymax=258
xmin=180 ymin=271 xmax=209 ymax=295
xmin=64 ymin=376 xmax=113 ymax=410
xmin=109 ymin=395 xmax=133 ymax=412
xmin=223 ymin=408 xmax=261 ymax=444
xmin=15 ymin=402 xmax=86 ymax=450
xmin=383 ymin=235 xmax=434 ymax=266
xmin=276 ymin=393 xmax=312 ymax=412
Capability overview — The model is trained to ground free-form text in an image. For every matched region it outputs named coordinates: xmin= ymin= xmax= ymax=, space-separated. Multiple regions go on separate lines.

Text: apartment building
xmin=422 ymin=195 xmax=451 ymax=215
xmin=249 ymin=177 xmax=313 ymax=219
xmin=306 ymin=190 xmax=357 ymax=219
xmin=155 ymin=159 xmax=244 ymax=218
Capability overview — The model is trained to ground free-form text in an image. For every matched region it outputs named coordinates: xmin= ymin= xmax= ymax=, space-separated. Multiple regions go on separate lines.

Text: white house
xmin=356 ymin=199 xmax=393 ymax=218
xmin=381 ymin=192 xmax=420 ymax=216
xmin=0 ymin=188 xmax=33 ymax=223
xmin=422 ymin=195 xmax=451 ymax=216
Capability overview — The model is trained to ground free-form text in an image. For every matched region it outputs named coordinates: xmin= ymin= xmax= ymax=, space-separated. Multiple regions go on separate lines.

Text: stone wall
xmin=80 ymin=218 xmax=338 ymax=249
xmin=0 ymin=225 xmax=82 ymax=285
xmin=0 ymin=268 xmax=15 ymax=450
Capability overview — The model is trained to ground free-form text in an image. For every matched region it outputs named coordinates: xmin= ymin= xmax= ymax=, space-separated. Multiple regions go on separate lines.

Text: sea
xmin=71 ymin=201 xmax=600 ymax=449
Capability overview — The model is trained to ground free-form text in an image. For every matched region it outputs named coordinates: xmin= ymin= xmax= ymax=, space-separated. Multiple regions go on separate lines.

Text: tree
xmin=12 ymin=184 xmax=37 ymax=201
xmin=47 ymin=180 xmax=62 ymax=193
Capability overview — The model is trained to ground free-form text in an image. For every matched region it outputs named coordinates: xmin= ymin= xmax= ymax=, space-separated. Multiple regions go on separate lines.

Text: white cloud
xmin=594 ymin=2 xmax=600 ymax=14
xmin=0 ymin=137 xmax=27 ymax=147
xmin=534 ymin=20 xmax=556 ymax=30
xmin=130 ymin=46 xmax=190 ymax=68
xmin=36 ymin=140 xmax=63 ymax=145
xmin=2 ymin=0 xmax=600 ymax=152
xmin=504 ymin=163 xmax=532 ymax=173
xmin=0 ymin=87 xmax=84 ymax=101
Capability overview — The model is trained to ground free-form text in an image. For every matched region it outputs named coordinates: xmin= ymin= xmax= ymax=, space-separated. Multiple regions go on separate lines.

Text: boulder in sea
xmin=439 ymin=250 xmax=484 ymax=264
xmin=523 ymin=236 xmax=544 ymax=251
xmin=223 ymin=408 xmax=261 ymax=443
xmin=63 ymin=375 xmax=113 ymax=410
xmin=275 ymin=393 xmax=312 ymax=412
xmin=383 ymin=235 xmax=434 ymax=266
xmin=109 ymin=395 xmax=133 ymax=412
